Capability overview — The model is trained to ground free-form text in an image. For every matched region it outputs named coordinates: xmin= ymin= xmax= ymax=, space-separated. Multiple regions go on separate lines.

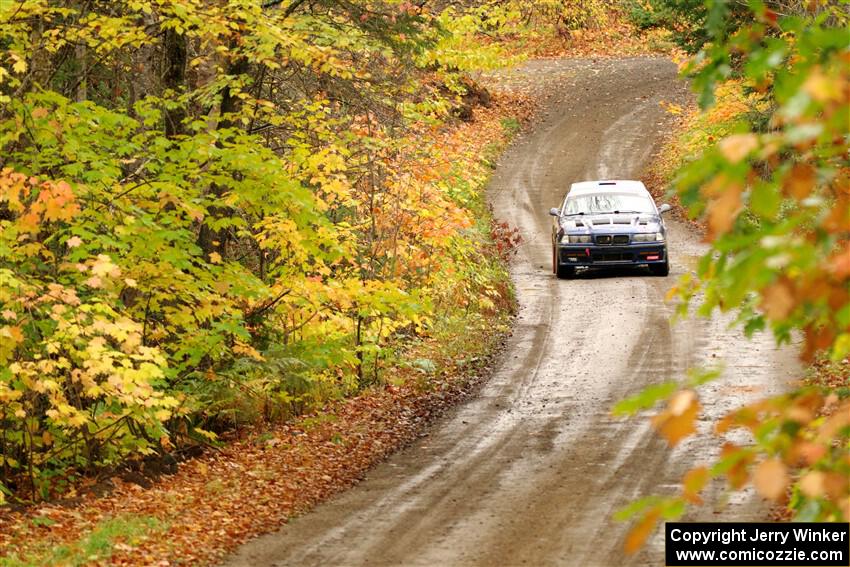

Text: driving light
xmin=567 ymin=235 xmax=592 ymax=243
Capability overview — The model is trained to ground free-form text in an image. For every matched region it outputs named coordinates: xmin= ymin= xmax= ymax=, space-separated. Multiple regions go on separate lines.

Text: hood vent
xmin=592 ymin=218 xmax=611 ymax=225
xmin=613 ymin=217 xmax=632 ymax=225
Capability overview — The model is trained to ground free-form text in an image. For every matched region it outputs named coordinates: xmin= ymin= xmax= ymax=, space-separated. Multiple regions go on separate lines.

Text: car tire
xmin=649 ymin=259 xmax=669 ymax=276
xmin=556 ymin=263 xmax=575 ymax=279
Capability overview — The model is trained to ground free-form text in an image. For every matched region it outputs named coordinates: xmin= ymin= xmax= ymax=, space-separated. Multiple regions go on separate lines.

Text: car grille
xmin=593 ymin=252 xmax=633 ymax=262
xmin=595 ymin=235 xmax=630 ymax=245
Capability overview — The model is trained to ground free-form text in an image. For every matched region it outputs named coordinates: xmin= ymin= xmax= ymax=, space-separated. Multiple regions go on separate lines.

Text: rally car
xmin=549 ymin=180 xmax=672 ymax=279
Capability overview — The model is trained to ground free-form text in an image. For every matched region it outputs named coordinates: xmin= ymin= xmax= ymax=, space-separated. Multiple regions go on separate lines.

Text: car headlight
xmin=634 ymin=233 xmax=664 ymax=242
xmin=566 ymin=234 xmax=592 ymax=243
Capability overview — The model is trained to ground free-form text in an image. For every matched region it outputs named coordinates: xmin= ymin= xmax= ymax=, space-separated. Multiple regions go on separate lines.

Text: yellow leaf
xmin=91 ymin=254 xmax=120 ymax=277
xmin=753 ymin=458 xmax=788 ymax=501
xmin=1 ymin=325 xmax=24 ymax=344
xmin=66 ymin=236 xmax=83 ymax=248
xmin=233 ymin=341 xmax=264 ymax=361
xmin=803 ymin=67 xmax=842 ymax=103
xmin=209 ymin=252 xmax=222 ymax=264
xmin=719 ymin=133 xmax=758 ymax=163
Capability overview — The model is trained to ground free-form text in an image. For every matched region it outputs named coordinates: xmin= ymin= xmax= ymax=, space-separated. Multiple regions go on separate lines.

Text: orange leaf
xmin=799 ymin=471 xmax=825 ymax=498
xmin=753 ymin=458 xmax=788 ymax=501
xmin=784 ymin=163 xmax=815 ymax=200
xmin=823 ymin=472 xmax=849 ymax=502
xmin=625 ymin=509 xmax=660 ymax=555
xmin=761 ymin=278 xmax=796 ymax=321
xmin=652 ymin=390 xmax=701 ymax=446
xmin=719 ymin=133 xmax=758 ymax=163
xmin=802 ymin=325 xmax=836 ymax=361
xmin=682 ymin=466 xmax=710 ymax=504
xmin=705 ymin=181 xmax=743 ymax=240
xmin=827 ymin=243 xmax=850 ymax=278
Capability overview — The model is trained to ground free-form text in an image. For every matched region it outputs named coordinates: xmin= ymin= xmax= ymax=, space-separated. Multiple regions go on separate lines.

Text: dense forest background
xmin=0 ymin=0 xmax=848 ymax=548
xmin=0 ymin=0 xmax=540 ymax=502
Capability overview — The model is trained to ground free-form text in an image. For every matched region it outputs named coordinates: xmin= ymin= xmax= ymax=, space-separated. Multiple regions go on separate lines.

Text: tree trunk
xmin=196 ymin=55 xmax=250 ymax=260
xmin=162 ymin=28 xmax=187 ymax=138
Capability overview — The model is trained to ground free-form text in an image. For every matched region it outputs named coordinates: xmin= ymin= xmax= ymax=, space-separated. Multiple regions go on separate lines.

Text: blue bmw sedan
xmin=549 ymin=180 xmax=672 ymax=279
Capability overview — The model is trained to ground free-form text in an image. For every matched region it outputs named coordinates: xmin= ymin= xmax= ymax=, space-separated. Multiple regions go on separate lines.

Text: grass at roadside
xmin=1 ymin=515 xmax=167 ymax=567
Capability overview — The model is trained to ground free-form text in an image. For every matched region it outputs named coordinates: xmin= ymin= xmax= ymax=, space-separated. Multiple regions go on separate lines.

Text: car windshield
xmin=563 ymin=192 xmax=655 ymax=215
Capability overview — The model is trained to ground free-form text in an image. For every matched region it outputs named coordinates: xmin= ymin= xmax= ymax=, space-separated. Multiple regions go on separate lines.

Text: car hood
xmin=560 ymin=213 xmax=662 ymax=234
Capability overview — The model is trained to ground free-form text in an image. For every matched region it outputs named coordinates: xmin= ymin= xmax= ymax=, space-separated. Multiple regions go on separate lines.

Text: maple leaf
xmin=91 ymin=254 xmax=120 ymax=277
xmin=718 ymin=133 xmax=758 ymax=163
xmin=682 ymin=466 xmax=709 ymax=504
xmin=624 ymin=509 xmax=660 ymax=554
xmin=784 ymin=163 xmax=815 ymax=200
xmin=704 ymin=181 xmax=743 ymax=240
xmin=760 ymin=279 xmax=796 ymax=321
xmin=799 ymin=471 xmax=825 ymax=498
xmin=651 ymin=390 xmax=701 ymax=447
xmin=753 ymin=458 xmax=788 ymax=501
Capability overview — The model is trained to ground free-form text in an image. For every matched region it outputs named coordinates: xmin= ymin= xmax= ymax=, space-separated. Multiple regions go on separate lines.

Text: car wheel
xmin=649 ymin=260 xmax=669 ymax=276
xmin=556 ymin=263 xmax=575 ymax=279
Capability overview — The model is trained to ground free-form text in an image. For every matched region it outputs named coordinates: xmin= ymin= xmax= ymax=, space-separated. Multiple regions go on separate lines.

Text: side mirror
xmin=658 ymin=203 xmax=672 ymax=214
xmin=549 ymin=207 xmax=560 ymax=217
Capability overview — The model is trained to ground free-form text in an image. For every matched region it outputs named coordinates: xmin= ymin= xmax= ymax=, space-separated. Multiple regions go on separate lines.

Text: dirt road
xmin=223 ymin=57 xmax=796 ymax=567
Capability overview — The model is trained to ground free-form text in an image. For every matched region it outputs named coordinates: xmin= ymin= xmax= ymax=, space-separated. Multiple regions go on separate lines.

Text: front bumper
xmin=557 ymin=243 xmax=667 ymax=267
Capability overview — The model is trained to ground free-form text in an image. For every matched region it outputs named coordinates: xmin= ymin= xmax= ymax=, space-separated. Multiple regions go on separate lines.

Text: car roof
xmin=567 ymin=180 xmax=650 ymax=197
